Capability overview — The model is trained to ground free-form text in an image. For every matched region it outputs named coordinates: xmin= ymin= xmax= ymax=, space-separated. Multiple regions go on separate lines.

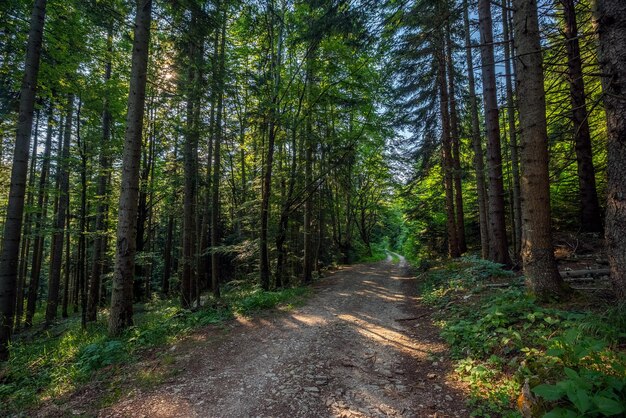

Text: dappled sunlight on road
xmin=101 ymin=262 xmax=468 ymax=418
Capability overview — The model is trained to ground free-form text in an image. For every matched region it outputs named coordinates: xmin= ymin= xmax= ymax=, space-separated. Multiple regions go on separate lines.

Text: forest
xmin=0 ymin=0 xmax=625 ymax=416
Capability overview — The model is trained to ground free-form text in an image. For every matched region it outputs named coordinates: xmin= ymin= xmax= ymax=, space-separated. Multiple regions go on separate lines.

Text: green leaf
xmin=594 ymin=396 xmax=625 ymax=416
xmin=563 ymin=367 xmax=579 ymax=380
xmin=546 ymin=347 xmax=565 ymax=357
xmin=543 ymin=408 xmax=579 ymax=418
xmin=567 ymin=388 xmax=590 ymax=413
xmin=563 ymin=328 xmax=579 ymax=344
xmin=533 ymin=384 xmax=564 ymax=401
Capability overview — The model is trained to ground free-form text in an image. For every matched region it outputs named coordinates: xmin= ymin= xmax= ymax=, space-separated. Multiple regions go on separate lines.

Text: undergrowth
xmin=419 ymin=257 xmax=626 ymax=417
xmin=0 ymin=285 xmax=309 ymax=414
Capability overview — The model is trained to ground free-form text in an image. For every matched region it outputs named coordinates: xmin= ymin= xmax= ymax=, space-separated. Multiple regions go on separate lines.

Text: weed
xmin=419 ymin=257 xmax=626 ymax=417
xmin=0 ymin=285 xmax=310 ymax=414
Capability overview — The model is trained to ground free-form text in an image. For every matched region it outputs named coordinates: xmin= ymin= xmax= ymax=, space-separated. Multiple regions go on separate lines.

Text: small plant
xmin=530 ymin=330 xmax=626 ymax=417
xmin=0 ymin=285 xmax=311 ymax=414
xmin=419 ymin=258 xmax=626 ymax=417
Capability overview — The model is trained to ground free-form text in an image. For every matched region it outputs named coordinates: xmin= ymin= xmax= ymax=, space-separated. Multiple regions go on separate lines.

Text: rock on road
xmin=101 ymin=260 xmax=469 ymax=418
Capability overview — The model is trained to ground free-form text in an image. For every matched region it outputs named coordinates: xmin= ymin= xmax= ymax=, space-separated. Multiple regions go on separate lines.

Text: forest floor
xmin=41 ymin=259 xmax=470 ymax=418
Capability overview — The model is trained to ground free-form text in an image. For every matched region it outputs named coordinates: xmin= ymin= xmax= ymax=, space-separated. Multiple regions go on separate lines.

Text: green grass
xmin=0 ymin=284 xmax=310 ymax=414
xmin=418 ymin=257 xmax=626 ymax=417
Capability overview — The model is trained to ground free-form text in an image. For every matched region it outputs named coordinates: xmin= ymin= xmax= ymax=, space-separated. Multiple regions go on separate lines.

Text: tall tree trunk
xmin=0 ymin=0 xmax=47 ymax=361
xmin=445 ymin=26 xmax=467 ymax=254
xmin=276 ymin=103 xmax=302 ymax=287
xmin=61 ymin=207 xmax=70 ymax=318
xmin=303 ymin=45 xmax=316 ymax=283
xmin=592 ymin=0 xmax=626 ymax=298
xmin=109 ymin=0 xmax=152 ymax=335
xmin=211 ymin=9 xmax=227 ymax=298
xmin=163 ymin=137 xmax=179 ymax=296
xmin=463 ymin=0 xmax=490 ymax=259
xmin=134 ymin=107 xmax=152 ymax=302
xmin=512 ymin=0 xmax=568 ymax=299
xmin=561 ymin=0 xmax=603 ymax=232
xmin=77 ymin=98 xmax=88 ymax=327
xmin=87 ymin=25 xmax=113 ymax=323
xmin=477 ymin=0 xmax=512 ymax=266
xmin=259 ymin=1 xmax=282 ymax=291
xmin=502 ymin=0 xmax=522 ymax=261
xmin=182 ymin=16 xmax=199 ymax=308
xmin=15 ymin=110 xmax=40 ymax=330
xmin=25 ymin=107 xmax=55 ymax=327
xmin=437 ymin=42 xmax=460 ymax=259
xmin=303 ymin=126 xmax=314 ymax=283
xmin=162 ymin=215 xmax=174 ymax=295
xmin=45 ymin=95 xmax=73 ymax=326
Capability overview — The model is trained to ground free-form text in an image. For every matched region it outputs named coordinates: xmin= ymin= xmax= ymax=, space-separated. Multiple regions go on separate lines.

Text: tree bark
xmin=512 ymin=0 xmax=568 ymax=299
xmin=502 ymin=0 xmax=522 ymax=260
xmin=109 ymin=0 xmax=152 ymax=335
xmin=477 ymin=0 xmax=512 ymax=266
xmin=25 ymin=107 xmax=55 ymax=327
xmin=260 ymin=1 xmax=282 ymax=290
xmin=211 ymin=9 xmax=227 ymax=298
xmin=87 ymin=26 xmax=113 ymax=323
xmin=15 ymin=109 xmax=40 ymax=330
xmin=303 ymin=45 xmax=317 ymax=283
xmin=463 ymin=0 xmax=490 ymax=259
xmin=592 ymin=0 xmax=626 ymax=299
xmin=76 ymin=98 xmax=88 ymax=327
xmin=182 ymin=13 xmax=200 ymax=308
xmin=437 ymin=39 xmax=460 ymax=259
xmin=445 ymin=26 xmax=467 ymax=254
xmin=45 ymin=95 xmax=73 ymax=325
xmin=0 ymin=0 xmax=47 ymax=361
xmin=561 ymin=0 xmax=603 ymax=232
xmin=61 ymin=207 xmax=71 ymax=318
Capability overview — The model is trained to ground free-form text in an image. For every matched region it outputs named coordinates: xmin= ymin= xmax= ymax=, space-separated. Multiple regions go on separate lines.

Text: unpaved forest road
xmin=102 ymin=261 xmax=469 ymax=418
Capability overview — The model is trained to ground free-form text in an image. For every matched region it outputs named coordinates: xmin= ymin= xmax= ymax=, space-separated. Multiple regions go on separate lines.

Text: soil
xmin=40 ymin=259 xmax=470 ymax=418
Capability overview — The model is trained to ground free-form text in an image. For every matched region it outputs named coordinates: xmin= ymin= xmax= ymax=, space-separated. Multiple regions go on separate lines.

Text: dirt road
xmin=101 ymin=261 xmax=468 ymax=418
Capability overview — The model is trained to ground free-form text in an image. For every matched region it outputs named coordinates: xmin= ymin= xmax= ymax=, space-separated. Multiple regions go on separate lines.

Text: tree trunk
xmin=437 ymin=40 xmax=460 ymax=259
xmin=15 ymin=110 xmax=40 ymax=330
xmin=512 ymin=0 xmax=568 ymax=299
xmin=259 ymin=1 xmax=282 ymax=291
xmin=61 ymin=208 xmax=71 ymax=318
xmin=162 ymin=215 xmax=174 ymax=295
xmin=303 ymin=47 xmax=316 ymax=283
xmin=109 ymin=0 xmax=152 ymax=335
xmin=211 ymin=9 xmax=227 ymax=298
xmin=87 ymin=26 xmax=113 ymax=323
xmin=0 ymin=0 xmax=47 ymax=361
xmin=445 ymin=26 xmax=467 ymax=254
xmin=134 ymin=114 xmax=152 ymax=301
xmin=502 ymin=0 xmax=522 ymax=261
xmin=77 ymin=98 xmax=88 ymax=327
xmin=182 ymin=15 xmax=199 ymax=308
xmin=592 ymin=0 xmax=626 ymax=299
xmin=463 ymin=0 xmax=490 ymax=259
xmin=477 ymin=0 xmax=512 ymax=266
xmin=561 ymin=0 xmax=603 ymax=232
xmin=45 ymin=95 xmax=73 ymax=326
xmin=25 ymin=107 xmax=55 ymax=327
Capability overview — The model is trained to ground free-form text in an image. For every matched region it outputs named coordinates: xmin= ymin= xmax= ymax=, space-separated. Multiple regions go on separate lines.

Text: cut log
xmin=560 ymin=269 xmax=609 ymax=278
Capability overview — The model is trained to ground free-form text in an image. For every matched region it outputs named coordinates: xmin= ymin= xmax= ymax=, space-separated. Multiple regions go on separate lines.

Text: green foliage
xmin=226 ymin=286 xmax=310 ymax=315
xmin=529 ymin=330 xmax=626 ymax=417
xmin=419 ymin=258 xmax=626 ymax=417
xmin=0 ymin=286 xmax=310 ymax=413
